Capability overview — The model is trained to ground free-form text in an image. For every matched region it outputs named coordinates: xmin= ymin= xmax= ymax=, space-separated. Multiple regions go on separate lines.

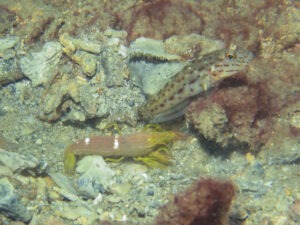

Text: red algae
xmin=118 ymin=0 xmax=204 ymax=42
xmin=186 ymin=52 xmax=300 ymax=152
xmin=154 ymin=179 xmax=235 ymax=225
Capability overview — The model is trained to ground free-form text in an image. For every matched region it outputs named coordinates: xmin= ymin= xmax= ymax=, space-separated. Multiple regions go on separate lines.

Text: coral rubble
xmin=20 ymin=41 xmax=62 ymax=87
xmin=0 ymin=0 xmax=299 ymax=224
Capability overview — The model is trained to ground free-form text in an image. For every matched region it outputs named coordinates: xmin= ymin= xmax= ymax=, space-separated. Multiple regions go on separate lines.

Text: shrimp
xmin=64 ymin=130 xmax=182 ymax=174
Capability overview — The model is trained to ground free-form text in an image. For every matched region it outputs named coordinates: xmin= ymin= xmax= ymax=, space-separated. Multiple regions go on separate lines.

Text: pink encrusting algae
xmin=139 ymin=46 xmax=253 ymax=123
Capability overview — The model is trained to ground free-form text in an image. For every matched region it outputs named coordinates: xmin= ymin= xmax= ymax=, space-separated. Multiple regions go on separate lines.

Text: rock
xmin=0 ymin=36 xmax=19 ymax=61
xmin=59 ymin=33 xmax=102 ymax=55
xmin=59 ymin=33 xmax=101 ymax=76
xmin=104 ymin=28 xmax=127 ymax=39
xmin=38 ymin=70 xmax=144 ymax=124
xmin=129 ymin=60 xmax=186 ymax=96
xmin=259 ymin=138 xmax=300 ymax=165
xmin=72 ymin=50 xmax=97 ymax=76
xmin=0 ymin=36 xmax=23 ymax=85
xmin=0 ymin=165 xmax=13 ymax=177
xmin=0 ymin=148 xmax=47 ymax=175
xmin=186 ymin=103 xmax=229 ymax=146
xmin=77 ymin=84 xmax=144 ymax=126
xmin=109 ymin=183 xmax=131 ymax=196
xmin=20 ymin=42 xmax=62 ymax=87
xmin=36 ymin=33 xmax=143 ymax=124
xmin=129 ymin=37 xmax=182 ymax=61
xmin=76 ymin=156 xmax=116 ymax=198
xmin=0 ymin=178 xmax=32 ymax=222
xmin=0 ymin=57 xmax=23 ymax=86
xmin=128 ymin=37 xmax=186 ymax=95
xmin=48 ymin=172 xmax=77 ymax=195
xmin=128 ymin=35 xmax=224 ymax=96
xmin=56 ymin=205 xmax=98 ymax=224
xmin=38 ymin=74 xmax=83 ymax=122
xmin=101 ymin=46 xmax=129 ymax=87
xmin=121 ymin=162 xmax=148 ymax=176
xmin=0 ymin=36 xmax=19 ymax=52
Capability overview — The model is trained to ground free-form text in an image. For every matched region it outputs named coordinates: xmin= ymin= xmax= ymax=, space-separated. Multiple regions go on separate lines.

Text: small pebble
xmin=35 ymin=139 xmax=42 ymax=145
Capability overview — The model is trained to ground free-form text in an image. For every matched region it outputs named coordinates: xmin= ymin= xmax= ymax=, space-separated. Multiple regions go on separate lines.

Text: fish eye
xmin=225 ymin=51 xmax=236 ymax=60
xmin=227 ymin=54 xmax=234 ymax=59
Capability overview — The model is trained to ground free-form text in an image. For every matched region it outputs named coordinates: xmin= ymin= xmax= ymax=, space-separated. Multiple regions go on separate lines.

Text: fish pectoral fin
xmin=150 ymin=99 xmax=191 ymax=123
